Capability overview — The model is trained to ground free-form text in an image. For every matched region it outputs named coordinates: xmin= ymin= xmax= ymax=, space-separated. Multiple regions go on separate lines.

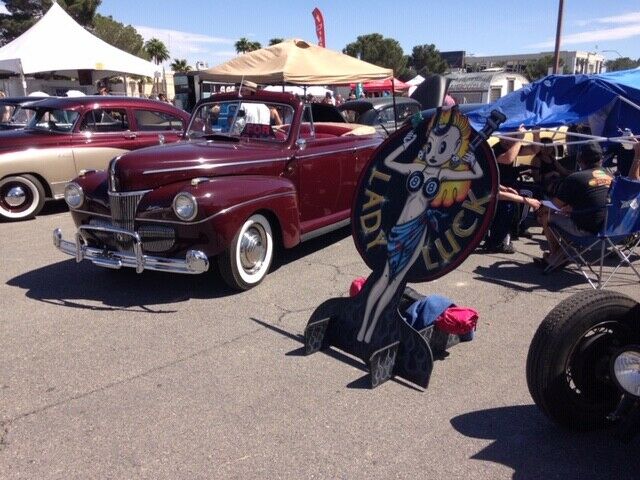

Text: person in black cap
xmin=536 ymin=142 xmax=612 ymax=267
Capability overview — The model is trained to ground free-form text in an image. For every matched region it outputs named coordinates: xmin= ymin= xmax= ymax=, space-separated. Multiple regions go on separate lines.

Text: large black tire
xmin=526 ymin=290 xmax=640 ymax=430
xmin=0 ymin=174 xmax=46 ymax=221
xmin=217 ymin=213 xmax=274 ymax=291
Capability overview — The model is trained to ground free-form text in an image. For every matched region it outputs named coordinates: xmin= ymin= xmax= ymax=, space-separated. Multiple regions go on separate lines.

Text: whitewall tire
xmin=0 ymin=174 xmax=46 ymax=221
xmin=218 ymin=213 xmax=274 ymax=290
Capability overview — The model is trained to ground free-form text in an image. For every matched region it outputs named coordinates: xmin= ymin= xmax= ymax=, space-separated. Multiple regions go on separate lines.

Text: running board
xmin=300 ymin=218 xmax=350 ymax=242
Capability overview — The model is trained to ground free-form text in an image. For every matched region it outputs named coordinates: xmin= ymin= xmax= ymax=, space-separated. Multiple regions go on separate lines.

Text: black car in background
xmin=339 ymin=97 xmax=421 ymax=135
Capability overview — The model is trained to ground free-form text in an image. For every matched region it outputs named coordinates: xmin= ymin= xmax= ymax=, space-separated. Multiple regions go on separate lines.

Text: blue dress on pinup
xmin=386 ymin=174 xmax=441 ymax=280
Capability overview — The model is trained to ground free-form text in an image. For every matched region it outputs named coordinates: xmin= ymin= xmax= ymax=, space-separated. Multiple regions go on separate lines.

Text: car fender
xmin=137 ymin=175 xmax=301 ymax=251
xmin=0 ymin=147 xmax=76 ymax=198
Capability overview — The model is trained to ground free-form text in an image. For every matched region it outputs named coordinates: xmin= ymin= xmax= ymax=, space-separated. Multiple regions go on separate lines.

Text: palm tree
xmin=248 ymin=41 xmax=262 ymax=52
xmin=144 ymin=38 xmax=170 ymax=95
xmin=269 ymin=38 xmax=284 ymax=46
xmin=170 ymin=58 xmax=192 ymax=73
xmin=144 ymin=38 xmax=170 ymax=65
xmin=235 ymin=37 xmax=252 ymax=54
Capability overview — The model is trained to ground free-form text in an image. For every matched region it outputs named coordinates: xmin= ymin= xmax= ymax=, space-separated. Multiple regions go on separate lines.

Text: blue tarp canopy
xmin=467 ymin=68 xmax=640 ymax=137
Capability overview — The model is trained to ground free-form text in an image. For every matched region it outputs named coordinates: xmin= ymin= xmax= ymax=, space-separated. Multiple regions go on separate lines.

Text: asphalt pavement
xmin=2 ymin=202 xmax=640 ymax=479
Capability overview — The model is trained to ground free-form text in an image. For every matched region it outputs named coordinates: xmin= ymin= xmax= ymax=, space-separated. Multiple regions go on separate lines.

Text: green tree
xmin=170 ymin=58 xmax=192 ymax=73
xmin=605 ymin=57 xmax=640 ymax=72
xmin=144 ymin=38 xmax=170 ymax=65
xmin=235 ymin=37 xmax=251 ymax=54
xmin=236 ymin=38 xmax=261 ymax=53
xmin=93 ymin=14 xmax=147 ymax=59
xmin=0 ymin=0 xmax=101 ymax=45
xmin=269 ymin=37 xmax=284 ymax=46
xmin=343 ymin=33 xmax=407 ymax=77
xmin=525 ymin=55 xmax=563 ymax=81
xmin=407 ymin=44 xmax=448 ymax=76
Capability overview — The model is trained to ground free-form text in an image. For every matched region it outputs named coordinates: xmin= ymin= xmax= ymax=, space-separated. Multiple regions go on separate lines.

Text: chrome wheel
xmin=0 ymin=175 xmax=45 ymax=221
xmin=239 ymin=223 xmax=268 ymax=274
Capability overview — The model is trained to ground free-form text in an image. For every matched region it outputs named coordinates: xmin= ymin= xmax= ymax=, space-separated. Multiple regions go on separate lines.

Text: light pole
xmin=553 ymin=0 xmax=565 ymax=74
xmin=602 ymin=49 xmax=623 ymax=58
xmin=601 ymin=50 xmax=623 ymax=73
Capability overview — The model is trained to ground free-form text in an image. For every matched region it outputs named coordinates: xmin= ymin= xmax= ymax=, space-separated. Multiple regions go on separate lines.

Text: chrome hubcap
xmin=240 ymin=225 xmax=267 ymax=273
xmin=5 ymin=186 xmax=26 ymax=207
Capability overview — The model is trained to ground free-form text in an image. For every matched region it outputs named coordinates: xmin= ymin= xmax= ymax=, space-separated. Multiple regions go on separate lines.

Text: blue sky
xmin=4 ymin=1 xmax=640 ymax=67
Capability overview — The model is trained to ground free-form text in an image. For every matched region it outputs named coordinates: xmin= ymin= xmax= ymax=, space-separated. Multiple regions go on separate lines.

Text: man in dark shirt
xmin=537 ymin=142 xmax=612 ymax=266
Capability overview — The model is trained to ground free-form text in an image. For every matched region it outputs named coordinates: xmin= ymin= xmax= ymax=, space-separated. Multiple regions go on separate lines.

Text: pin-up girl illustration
xmin=358 ymin=108 xmax=483 ymax=344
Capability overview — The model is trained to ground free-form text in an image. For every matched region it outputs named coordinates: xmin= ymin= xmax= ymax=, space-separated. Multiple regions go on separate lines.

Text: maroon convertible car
xmin=54 ymin=91 xmax=382 ymax=290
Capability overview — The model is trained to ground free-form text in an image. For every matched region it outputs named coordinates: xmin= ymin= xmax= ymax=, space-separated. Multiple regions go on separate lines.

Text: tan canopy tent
xmin=203 ymin=39 xmax=393 ymax=85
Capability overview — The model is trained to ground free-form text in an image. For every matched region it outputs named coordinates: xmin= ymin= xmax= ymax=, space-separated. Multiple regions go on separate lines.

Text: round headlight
xmin=612 ymin=348 xmax=640 ymax=397
xmin=64 ymin=182 xmax=84 ymax=208
xmin=173 ymin=192 xmax=198 ymax=221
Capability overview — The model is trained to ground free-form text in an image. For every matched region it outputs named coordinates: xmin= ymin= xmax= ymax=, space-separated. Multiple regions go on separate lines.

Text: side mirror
xmin=158 ymin=134 xmax=165 ymax=145
xmin=296 ymin=138 xmax=306 ymax=151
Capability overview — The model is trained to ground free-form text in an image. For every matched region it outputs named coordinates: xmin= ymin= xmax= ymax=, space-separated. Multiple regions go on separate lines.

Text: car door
xmin=72 ymin=107 xmax=139 ymax=173
xmin=131 ymin=108 xmax=186 ymax=147
xmin=294 ymin=106 xmax=353 ymax=232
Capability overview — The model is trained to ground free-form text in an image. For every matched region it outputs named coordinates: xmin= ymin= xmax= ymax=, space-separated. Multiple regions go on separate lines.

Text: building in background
xmin=464 ymin=51 xmax=605 ymax=75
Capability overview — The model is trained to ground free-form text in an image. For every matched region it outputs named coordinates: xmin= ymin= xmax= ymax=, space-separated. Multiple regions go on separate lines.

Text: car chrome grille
xmin=86 ymin=218 xmax=175 ymax=254
xmin=138 ymin=224 xmax=176 ymax=252
xmin=108 ymin=191 xmax=149 ymax=232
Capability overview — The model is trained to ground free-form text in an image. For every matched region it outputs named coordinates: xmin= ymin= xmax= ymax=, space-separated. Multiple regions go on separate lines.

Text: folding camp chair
xmin=546 ymin=176 xmax=640 ymax=289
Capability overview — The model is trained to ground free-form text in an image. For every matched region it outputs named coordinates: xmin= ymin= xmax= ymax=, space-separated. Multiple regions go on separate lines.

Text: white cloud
xmin=0 ymin=2 xmax=9 ymax=15
xmin=593 ymin=11 xmax=640 ymax=25
xmin=575 ymin=11 xmax=640 ymax=27
xmin=134 ymin=25 xmax=237 ymax=68
xmin=135 ymin=26 xmax=234 ymax=46
xmin=527 ymin=23 xmax=640 ymax=49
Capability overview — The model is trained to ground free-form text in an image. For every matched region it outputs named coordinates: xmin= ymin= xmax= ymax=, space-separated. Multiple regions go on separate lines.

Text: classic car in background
xmin=53 ymin=91 xmax=381 ymax=290
xmin=0 ymin=96 xmax=49 ymax=130
xmin=339 ymin=97 xmax=421 ymax=135
xmin=0 ymin=96 xmax=190 ymax=221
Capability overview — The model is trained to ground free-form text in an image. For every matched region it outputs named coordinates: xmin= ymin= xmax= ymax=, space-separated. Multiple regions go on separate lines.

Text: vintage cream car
xmin=0 ymin=96 xmax=189 ymax=221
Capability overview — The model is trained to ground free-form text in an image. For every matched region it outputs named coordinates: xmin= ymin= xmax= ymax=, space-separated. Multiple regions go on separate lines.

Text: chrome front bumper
xmin=53 ymin=225 xmax=209 ymax=275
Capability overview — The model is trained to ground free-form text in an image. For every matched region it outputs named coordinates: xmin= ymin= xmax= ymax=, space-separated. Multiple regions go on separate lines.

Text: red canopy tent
xmin=361 ymin=77 xmax=409 ymax=93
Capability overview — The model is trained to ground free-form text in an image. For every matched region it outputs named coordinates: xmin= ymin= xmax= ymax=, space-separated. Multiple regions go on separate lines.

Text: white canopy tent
xmin=0 ymin=3 xmax=159 ymax=92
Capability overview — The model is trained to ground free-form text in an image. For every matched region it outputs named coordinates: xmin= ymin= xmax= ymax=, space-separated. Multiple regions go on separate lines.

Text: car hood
xmin=0 ymin=129 xmax=69 ymax=152
xmin=113 ymin=139 xmax=289 ymax=191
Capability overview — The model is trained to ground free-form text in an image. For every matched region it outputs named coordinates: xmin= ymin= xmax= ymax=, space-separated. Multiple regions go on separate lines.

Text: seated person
xmin=483 ymin=125 xmax=538 ymax=253
xmin=530 ymin=137 xmax=572 ymax=197
xmin=208 ymin=104 xmax=220 ymax=126
xmin=269 ymin=106 xmax=283 ymax=126
xmin=237 ymin=81 xmax=271 ymax=126
xmin=605 ymin=130 xmax=640 ymax=178
xmin=239 ymin=101 xmax=270 ymax=126
xmin=536 ymin=143 xmax=613 ymax=267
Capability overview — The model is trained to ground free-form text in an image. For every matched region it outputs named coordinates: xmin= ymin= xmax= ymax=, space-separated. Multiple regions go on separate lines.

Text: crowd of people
xmin=481 ymin=123 xmax=640 ymax=270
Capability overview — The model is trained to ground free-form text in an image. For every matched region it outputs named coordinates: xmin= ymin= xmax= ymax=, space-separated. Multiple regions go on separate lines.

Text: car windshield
xmin=26 ymin=107 xmax=80 ymax=133
xmin=187 ymin=100 xmax=294 ymax=142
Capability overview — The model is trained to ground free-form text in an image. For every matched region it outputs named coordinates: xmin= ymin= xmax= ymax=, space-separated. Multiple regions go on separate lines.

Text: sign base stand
xmin=304 ymin=284 xmax=465 ymax=389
